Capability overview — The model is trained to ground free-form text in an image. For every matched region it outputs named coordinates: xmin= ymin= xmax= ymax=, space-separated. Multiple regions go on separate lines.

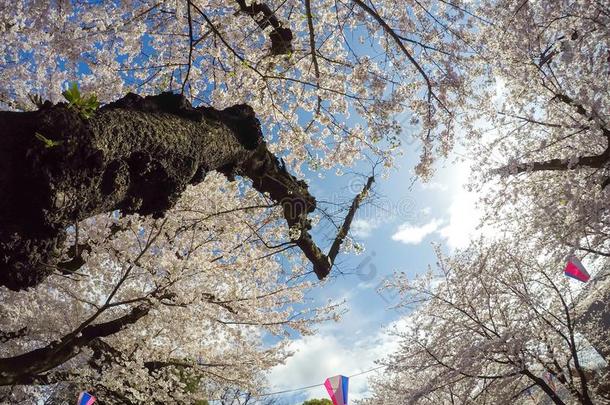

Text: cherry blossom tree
xmin=0 ymin=0 xmax=468 ymax=290
xmin=362 ymin=240 xmax=609 ymax=405
xmin=3 ymin=0 xmax=607 ymax=403
xmin=0 ymin=0 xmax=469 ymax=402
xmin=461 ymin=0 xmax=610 ymax=376
xmin=364 ymin=1 xmax=610 ymax=403
xmin=463 ymin=0 xmax=610 ymax=261
xmin=0 ymin=172 xmax=345 ymax=403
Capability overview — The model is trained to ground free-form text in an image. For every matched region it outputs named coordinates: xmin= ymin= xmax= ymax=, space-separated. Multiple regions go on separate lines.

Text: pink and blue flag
xmin=324 ymin=375 xmax=349 ymax=405
xmin=564 ymin=256 xmax=590 ymax=282
xmin=77 ymin=392 xmax=96 ymax=405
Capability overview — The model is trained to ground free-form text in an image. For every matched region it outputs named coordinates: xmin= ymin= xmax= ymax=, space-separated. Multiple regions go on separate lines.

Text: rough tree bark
xmin=0 ymin=92 xmax=338 ymax=291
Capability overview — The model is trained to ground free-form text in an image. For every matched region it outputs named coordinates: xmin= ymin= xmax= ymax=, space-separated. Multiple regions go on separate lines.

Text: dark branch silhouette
xmin=234 ymin=0 xmax=293 ymax=55
xmin=0 ymin=304 xmax=151 ymax=385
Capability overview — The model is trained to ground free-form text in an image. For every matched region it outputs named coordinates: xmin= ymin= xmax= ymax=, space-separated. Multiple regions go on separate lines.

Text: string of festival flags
xmin=74 ymin=374 xmax=354 ymax=405
xmin=73 ymin=367 xmax=383 ymax=405
xmin=324 ymin=374 xmax=350 ymax=405
xmin=73 ymin=367 xmax=565 ymax=405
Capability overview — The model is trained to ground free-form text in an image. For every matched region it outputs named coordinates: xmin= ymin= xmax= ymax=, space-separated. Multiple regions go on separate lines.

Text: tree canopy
xmin=0 ymin=0 xmax=608 ymax=403
xmin=360 ymin=0 xmax=610 ymax=403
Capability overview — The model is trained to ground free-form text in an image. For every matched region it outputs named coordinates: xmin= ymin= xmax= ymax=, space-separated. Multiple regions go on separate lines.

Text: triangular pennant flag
xmin=77 ymin=391 xmax=96 ymax=405
xmin=324 ymin=375 xmax=349 ymax=405
xmin=564 ymin=256 xmax=590 ymax=282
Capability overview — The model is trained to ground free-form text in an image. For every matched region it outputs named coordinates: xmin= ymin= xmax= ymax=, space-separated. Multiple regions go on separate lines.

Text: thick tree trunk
xmin=0 ymin=92 xmax=331 ymax=290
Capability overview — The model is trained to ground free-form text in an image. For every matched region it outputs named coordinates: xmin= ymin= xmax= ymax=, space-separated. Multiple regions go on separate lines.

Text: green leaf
xmin=80 ymin=94 xmax=99 ymax=118
xmin=61 ymin=82 xmax=99 ymax=118
xmin=62 ymin=82 xmax=81 ymax=104
xmin=34 ymin=132 xmax=63 ymax=148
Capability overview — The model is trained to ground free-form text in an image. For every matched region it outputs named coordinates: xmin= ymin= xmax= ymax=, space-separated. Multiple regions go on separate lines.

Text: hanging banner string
xmin=211 ymin=365 xmax=386 ymax=401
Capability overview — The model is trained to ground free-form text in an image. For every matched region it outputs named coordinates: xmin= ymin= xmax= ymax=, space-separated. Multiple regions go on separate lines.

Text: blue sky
xmin=265 ymin=144 xmax=481 ymax=404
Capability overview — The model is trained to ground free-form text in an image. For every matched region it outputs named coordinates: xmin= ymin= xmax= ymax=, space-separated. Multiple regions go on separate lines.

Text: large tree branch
xmin=494 ymin=91 xmax=610 ymax=181
xmin=0 ymin=304 xmax=151 ymax=385
xmin=235 ymin=149 xmax=375 ymax=278
xmin=327 ymin=176 xmax=374 ymax=263
xmin=496 ymin=153 xmax=610 ymax=176
xmin=0 ymin=92 xmax=368 ymax=289
xmin=552 ymin=92 xmax=610 ymax=139
xmin=1 ymin=91 xmax=257 ymax=289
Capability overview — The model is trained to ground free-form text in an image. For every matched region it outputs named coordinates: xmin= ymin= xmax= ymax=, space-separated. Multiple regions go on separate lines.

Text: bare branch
xmin=327 ymin=176 xmax=374 ymax=263
xmin=496 ymin=154 xmax=610 ymax=176
xmin=303 ymin=0 xmax=322 ymax=114
xmin=181 ymin=0 xmax=195 ymax=94
xmin=0 ymin=327 xmax=27 ymax=343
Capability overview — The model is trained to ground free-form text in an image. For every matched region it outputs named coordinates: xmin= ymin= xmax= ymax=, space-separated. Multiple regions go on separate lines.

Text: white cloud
xmin=266 ymin=319 xmax=408 ymax=404
xmin=351 ymin=219 xmax=378 ymax=238
xmin=437 ymin=186 xmax=480 ymax=251
xmin=391 ymin=159 xmax=486 ymax=250
xmin=435 ymin=158 xmax=501 ymax=251
xmin=391 ymin=219 xmax=443 ymax=245
xmin=492 ymin=75 xmax=508 ymax=108
xmin=419 ymin=181 xmax=448 ymax=191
